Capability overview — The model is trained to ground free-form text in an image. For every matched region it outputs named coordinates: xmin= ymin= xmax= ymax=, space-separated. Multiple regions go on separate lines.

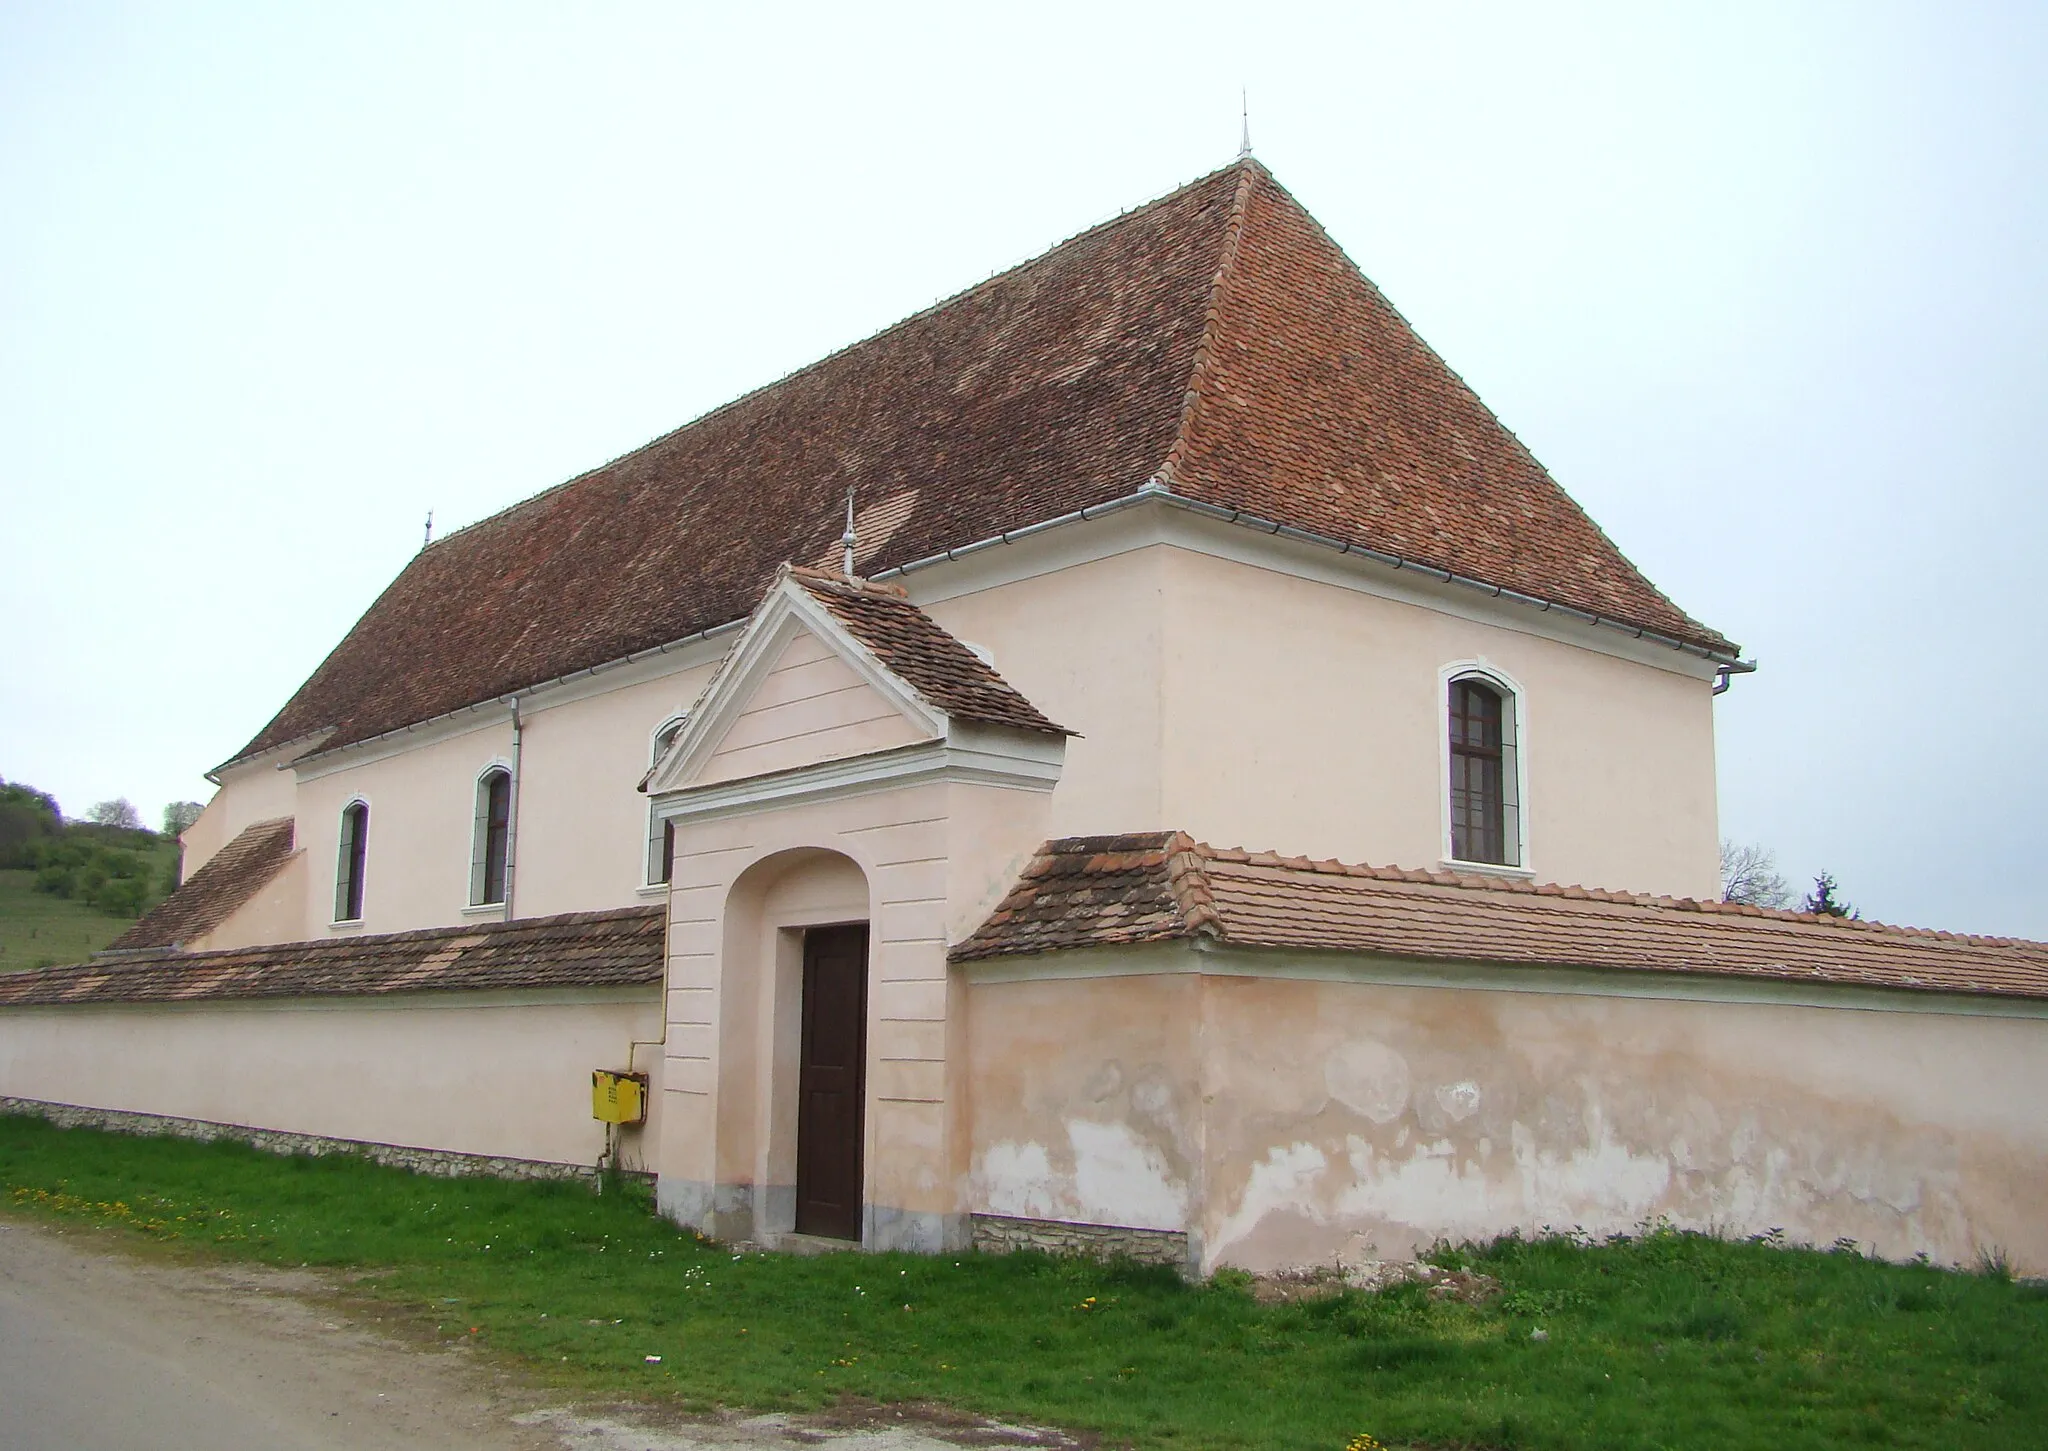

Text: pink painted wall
xmin=1154 ymin=548 xmax=1721 ymax=898
xmin=0 ymin=989 xmax=663 ymax=1169
xmin=963 ymin=948 xmax=2048 ymax=1276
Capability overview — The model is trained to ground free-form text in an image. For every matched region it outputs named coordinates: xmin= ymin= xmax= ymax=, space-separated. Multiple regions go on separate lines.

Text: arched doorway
xmin=680 ymin=845 xmax=871 ymax=1246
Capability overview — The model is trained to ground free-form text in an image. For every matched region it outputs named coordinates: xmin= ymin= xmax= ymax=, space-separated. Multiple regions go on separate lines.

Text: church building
xmin=5 ymin=160 xmax=2043 ymax=1274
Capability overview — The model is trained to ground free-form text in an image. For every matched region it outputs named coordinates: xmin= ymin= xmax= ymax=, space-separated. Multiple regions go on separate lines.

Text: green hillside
xmin=0 ymin=868 xmax=153 ymax=970
xmin=0 ymin=777 xmax=183 ymax=971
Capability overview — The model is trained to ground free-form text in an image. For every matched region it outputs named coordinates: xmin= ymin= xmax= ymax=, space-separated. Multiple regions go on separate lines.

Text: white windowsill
xmin=635 ymin=882 xmax=670 ymax=899
xmin=461 ymin=902 xmax=508 ymax=919
xmin=1440 ymin=858 xmax=1536 ymax=881
xmin=328 ymin=919 xmax=366 ymax=933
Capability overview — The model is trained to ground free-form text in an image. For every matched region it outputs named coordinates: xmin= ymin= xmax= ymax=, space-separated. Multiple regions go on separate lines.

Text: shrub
xmin=95 ymin=876 xmax=151 ymax=917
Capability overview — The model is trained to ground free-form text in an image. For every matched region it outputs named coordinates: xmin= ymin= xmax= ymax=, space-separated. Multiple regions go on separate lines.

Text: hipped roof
xmin=232 ymin=161 xmax=1733 ymax=769
xmin=953 ymin=834 xmax=2048 ymax=1003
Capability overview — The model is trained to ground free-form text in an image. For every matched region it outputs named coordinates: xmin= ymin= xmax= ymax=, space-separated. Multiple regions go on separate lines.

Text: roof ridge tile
xmin=1162 ymin=830 xmax=1222 ymax=939
xmin=1157 ymin=159 xmax=1260 ymax=493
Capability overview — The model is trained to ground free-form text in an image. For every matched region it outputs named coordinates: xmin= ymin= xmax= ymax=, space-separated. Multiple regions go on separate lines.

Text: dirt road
xmin=0 ymin=1219 xmax=1061 ymax=1451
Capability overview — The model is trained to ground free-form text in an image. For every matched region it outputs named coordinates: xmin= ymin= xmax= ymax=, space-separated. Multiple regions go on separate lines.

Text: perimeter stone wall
xmin=971 ymin=1211 xmax=1190 ymax=1268
xmin=0 ymin=1096 xmax=652 ymax=1187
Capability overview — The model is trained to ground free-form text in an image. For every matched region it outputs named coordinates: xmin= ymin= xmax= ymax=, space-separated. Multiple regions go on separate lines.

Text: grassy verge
xmin=3 ymin=1114 xmax=2043 ymax=1450
xmin=0 ymin=868 xmax=146 ymax=969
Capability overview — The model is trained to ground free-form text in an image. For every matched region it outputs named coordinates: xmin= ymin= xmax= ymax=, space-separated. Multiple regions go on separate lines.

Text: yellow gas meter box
xmin=591 ymin=1069 xmax=648 ymax=1125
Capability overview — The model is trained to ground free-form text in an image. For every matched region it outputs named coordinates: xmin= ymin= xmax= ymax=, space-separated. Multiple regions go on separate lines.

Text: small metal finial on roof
xmin=1239 ymin=88 xmax=1252 ymax=160
xmin=423 ymin=510 xmax=434 ymax=549
xmin=841 ymin=487 xmax=858 ymax=578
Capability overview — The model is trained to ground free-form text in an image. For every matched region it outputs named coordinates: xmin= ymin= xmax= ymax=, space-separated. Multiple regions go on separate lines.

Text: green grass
xmin=0 ymin=867 xmax=146 ymax=970
xmin=3 ymin=1114 xmax=2045 ymax=1450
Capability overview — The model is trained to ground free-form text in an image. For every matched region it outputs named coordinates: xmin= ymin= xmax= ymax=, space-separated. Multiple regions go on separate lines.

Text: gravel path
xmin=0 ymin=1219 xmax=1070 ymax=1451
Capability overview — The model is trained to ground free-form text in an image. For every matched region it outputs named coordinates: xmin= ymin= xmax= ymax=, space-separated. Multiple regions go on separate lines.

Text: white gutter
xmin=868 ymin=478 xmax=1756 ymax=675
xmin=243 ymin=479 xmax=1753 ymax=778
xmin=261 ymin=618 xmax=746 ymax=775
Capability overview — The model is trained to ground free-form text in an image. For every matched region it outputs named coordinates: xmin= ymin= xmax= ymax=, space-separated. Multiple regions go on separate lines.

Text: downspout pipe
xmin=1712 ymin=661 xmax=1757 ymax=696
xmin=501 ymin=695 xmax=524 ymax=919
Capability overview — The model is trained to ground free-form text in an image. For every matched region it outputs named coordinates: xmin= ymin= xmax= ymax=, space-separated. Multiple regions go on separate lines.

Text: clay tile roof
xmin=2 ymin=906 xmax=663 ymax=1008
xmin=230 ymin=159 xmax=1732 ymax=770
xmin=789 ymin=568 xmax=1069 ymax=735
xmin=944 ymin=832 xmax=1204 ymax=957
xmin=952 ymin=835 xmax=2048 ymax=1002
xmin=104 ymin=818 xmax=298 ymax=952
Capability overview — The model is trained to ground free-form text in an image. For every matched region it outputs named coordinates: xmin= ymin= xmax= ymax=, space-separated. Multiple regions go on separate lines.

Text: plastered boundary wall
xmin=0 ymin=987 xmax=664 ymax=1175
xmin=963 ymin=943 xmax=2048 ymax=1277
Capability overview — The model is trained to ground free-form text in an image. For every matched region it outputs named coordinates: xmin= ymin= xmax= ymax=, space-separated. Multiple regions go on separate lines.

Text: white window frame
xmin=1437 ymin=660 xmax=1533 ymax=876
xmin=643 ymin=714 xmax=689 ymax=888
xmin=469 ymin=760 xmax=514 ymax=909
xmin=333 ymin=795 xmax=372 ymax=925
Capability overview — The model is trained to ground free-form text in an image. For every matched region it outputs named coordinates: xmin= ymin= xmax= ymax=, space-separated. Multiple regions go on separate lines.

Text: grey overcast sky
xmin=2 ymin=2 xmax=2042 ymax=937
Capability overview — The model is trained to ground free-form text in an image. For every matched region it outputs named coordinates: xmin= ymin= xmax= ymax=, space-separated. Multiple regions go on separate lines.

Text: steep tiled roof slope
xmin=1163 ymin=167 xmax=1725 ymax=651
xmin=233 ymin=169 xmax=1239 ymax=764
xmin=105 ymin=818 xmax=297 ymax=952
xmin=790 ymin=568 xmax=1070 ymax=735
xmin=2 ymin=907 xmax=663 ymax=1007
xmin=234 ymin=161 xmax=1730 ymax=767
xmin=953 ymin=834 xmax=2048 ymax=1002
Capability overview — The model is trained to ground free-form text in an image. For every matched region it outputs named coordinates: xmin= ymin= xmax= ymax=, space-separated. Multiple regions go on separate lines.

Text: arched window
xmin=335 ymin=800 xmax=370 ymax=922
xmin=471 ymin=767 xmax=512 ymax=906
xmin=646 ymin=715 xmax=687 ymax=886
xmin=1448 ymin=675 xmax=1521 ymax=867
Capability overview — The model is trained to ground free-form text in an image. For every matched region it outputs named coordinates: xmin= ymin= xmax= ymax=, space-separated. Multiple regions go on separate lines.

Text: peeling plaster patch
xmin=1325 ymin=1041 xmax=1409 ymax=1124
xmin=1131 ymin=1072 xmax=1172 ymax=1117
xmin=975 ymin=1141 xmax=1067 ymax=1220
xmin=1708 ymin=1114 xmax=1952 ymax=1244
xmin=1436 ymin=1081 xmax=1482 ymax=1121
xmin=1069 ymin=1120 xmax=1185 ymax=1230
xmin=1214 ymin=1141 xmax=1329 ymax=1257
xmin=1510 ymin=1102 xmax=1672 ymax=1223
xmin=1335 ymin=1134 xmax=1497 ymax=1245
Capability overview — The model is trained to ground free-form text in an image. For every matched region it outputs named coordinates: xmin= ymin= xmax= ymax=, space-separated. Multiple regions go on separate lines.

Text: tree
xmin=1802 ymin=872 xmax=1858 ymax=919
xmin=86 ymin=798 xmax=143 ymax=830
xmin=1720 ymin=840 xmax=1792 ymax=909
xmin=0 ymin=776 xmax=63 ymax=868
xmin=162 ymin=800 xmax=204 ymax=837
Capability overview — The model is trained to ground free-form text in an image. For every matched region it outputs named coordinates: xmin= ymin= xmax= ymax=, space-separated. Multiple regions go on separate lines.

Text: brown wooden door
xmin=795 ymin=924 xmax=868 ymax=1240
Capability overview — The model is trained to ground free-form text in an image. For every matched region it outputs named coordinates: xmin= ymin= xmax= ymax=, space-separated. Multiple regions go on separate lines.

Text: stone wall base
xmin=0 ymin=1096 xmax=649 ymax=1187
xmin=971 ymin=1211 xmax=1189 ymax=1269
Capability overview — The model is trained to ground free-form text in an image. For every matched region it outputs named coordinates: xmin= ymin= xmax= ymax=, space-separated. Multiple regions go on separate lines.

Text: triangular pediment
xmin=647 ymin=571 xmax=949 ymax=797
xmin=692 ymin=622 xmax=935 ymax=788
